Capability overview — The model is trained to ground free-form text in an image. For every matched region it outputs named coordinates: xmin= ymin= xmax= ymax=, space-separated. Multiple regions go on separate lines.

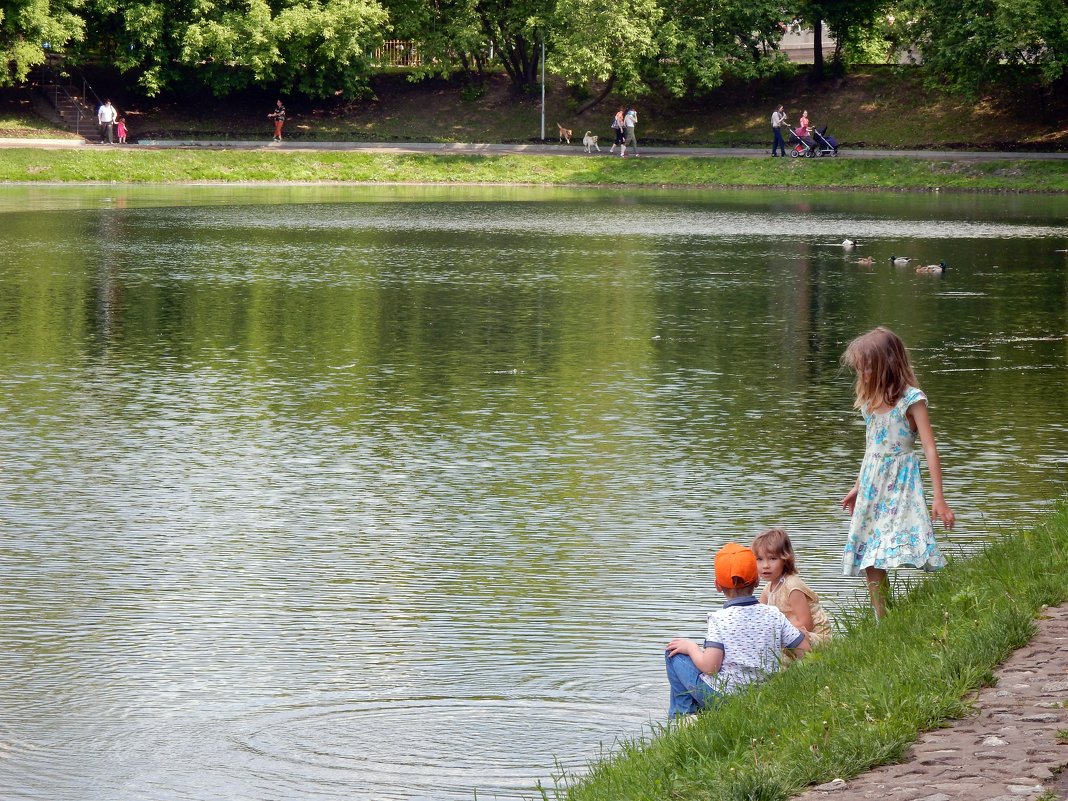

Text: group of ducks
xmin=840 ymin=240 xmax=947 ymax=273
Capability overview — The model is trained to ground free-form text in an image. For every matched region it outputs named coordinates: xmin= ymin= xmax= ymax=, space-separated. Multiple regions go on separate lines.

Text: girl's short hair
xmin=751 ymin=527 xmax=797 ymax=575
xmin=841 ymin=326 xmax=918 ymax=412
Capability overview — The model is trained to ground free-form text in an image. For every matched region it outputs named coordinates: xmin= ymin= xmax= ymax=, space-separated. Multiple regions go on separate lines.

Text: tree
xmin=896 ymin=0 xmax=1067 ymax=103
xmin=0 ymin=0 xmax=84 ymax=85
xmin=382 ymin=0 xmax=488 ymax=82
xmin=73 ymin=0 xmax=388 ymax=96
xmin=265 ymin=0 xmax=389 ymax=97
xmin=547 ymin=0 xmax=662 ymax=100
xmin=653 ymin=0 xmax=792 ymax=96
xmin=473 ymin=0 xmax=544 ymax=89
xmin=380 ymin=0 xmax=547 ymax=89
xmin=819 ymin=0 xmax=889 ymax=72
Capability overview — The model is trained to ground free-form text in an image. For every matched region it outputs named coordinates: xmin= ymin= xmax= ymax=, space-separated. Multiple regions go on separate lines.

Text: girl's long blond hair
xmin=841 ymin=327 xmax=918 ymax=412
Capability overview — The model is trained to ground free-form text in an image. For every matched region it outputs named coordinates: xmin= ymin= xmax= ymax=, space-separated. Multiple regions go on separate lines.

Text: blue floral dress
xmin=843 ymin=386 xmax=946 ymax=576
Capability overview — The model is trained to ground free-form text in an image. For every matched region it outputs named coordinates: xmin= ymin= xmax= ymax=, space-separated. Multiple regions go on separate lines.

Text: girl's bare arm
xmin=908 ymin=401 xmax=956 ymax=528
xmin=788 ymin=589 xmax=814 ymax=632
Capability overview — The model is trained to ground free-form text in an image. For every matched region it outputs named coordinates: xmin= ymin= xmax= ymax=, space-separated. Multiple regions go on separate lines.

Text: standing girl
xmin=840 ymin=327 xmax=955 ymax=617
xmin=753 ymin=528 xmax=832 ymax=662
xmin=116 ymin=117 xmax=128 ymax=144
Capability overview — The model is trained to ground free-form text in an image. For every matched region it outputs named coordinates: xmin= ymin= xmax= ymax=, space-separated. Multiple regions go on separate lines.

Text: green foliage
xmin=894 ymin=0 xmax=1068 ymax=97
xmin=475 ymin=0 xmax=546 ymax=87
xmin=652 ymin=0 xmax=792 ymax=96
xmin=547 ymin=0 xmax=662 ymax=95
xmin=819 ymin=0 xmax=892 ymax=69
xmin=271 ymin=0 xmax=388 ymax=97
xmin=0 ymin=0 xmax=84 ymax=85
xmin=840 ymin=14 xmax=896 ymax=67
xmin=460 ymin=81 xmax=485 ymax=101
xmin=380 ymin=0 xmax=548 ymax=87
xmin=7 ymin=0 xmax=1066 ymax=104
xmin=382 ymin=0 xmax=485 ymax=81
xmin=73 ymin=0 xmax=386 ymax=96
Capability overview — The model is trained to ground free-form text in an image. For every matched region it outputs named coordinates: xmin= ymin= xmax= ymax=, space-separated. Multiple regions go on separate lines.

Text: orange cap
xmin=715 ymin=543 xmax=758 ymax=590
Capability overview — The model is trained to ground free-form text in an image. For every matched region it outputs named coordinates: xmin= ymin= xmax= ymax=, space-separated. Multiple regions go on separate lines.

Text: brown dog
xmin=557 ymin=123 xmax=572 ymax=144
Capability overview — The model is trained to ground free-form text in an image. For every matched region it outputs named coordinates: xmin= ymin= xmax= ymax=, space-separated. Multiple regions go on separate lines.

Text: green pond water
xmin=0 ymin=185 xmax=1066 ymax=801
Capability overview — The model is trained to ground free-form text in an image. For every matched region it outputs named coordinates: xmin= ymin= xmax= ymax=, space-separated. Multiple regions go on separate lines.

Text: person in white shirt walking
xmin=770 ymin=105 xmax=788 ymax=157
xmin=97 ymin=100 xmax=117 ymax=144
xmin=622 ymin=106 xmax=639 ymax=157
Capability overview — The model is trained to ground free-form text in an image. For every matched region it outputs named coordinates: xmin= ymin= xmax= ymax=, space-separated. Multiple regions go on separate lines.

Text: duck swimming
xmin=889 ymin=255 xmax=912 ymax=265
xmin=915 ymin=261 xmax=948 ymax=273
xmin=854 ymin=256 xmax=875 ymax=264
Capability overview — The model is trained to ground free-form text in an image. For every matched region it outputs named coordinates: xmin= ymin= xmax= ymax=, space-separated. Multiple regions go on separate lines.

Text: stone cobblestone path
xmin=796 ymin=605 xmax=1068 ymax=801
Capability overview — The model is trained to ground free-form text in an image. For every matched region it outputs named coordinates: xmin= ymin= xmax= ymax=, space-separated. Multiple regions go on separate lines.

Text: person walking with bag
xmin=609 ymin=107 xmax=625 ymax=155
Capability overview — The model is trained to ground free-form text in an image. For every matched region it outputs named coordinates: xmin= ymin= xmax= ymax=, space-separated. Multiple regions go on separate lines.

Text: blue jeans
xmin=664 ymin=652 xmax=723 ymax=718
xmin=772 ymin=127 xmax=786 ymax=155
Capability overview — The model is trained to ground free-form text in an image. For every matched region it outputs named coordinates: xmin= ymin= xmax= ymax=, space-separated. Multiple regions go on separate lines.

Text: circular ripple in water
xmin=232 ymin=697 xmax=654 ymax=801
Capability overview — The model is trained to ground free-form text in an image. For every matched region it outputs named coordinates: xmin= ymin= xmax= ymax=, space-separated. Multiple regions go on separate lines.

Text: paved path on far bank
xmin=797 ymin=604 xmax=1068 ymax=801
xmin=2 ymin=137 xmax=1066 ymax=161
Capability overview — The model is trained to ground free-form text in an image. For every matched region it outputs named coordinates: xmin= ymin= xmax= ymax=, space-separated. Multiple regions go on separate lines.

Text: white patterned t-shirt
xmin=702 ymin=596 xmax=804 ymax=694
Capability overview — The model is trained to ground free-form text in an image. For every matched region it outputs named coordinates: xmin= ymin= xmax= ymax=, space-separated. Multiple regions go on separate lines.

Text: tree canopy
xmin=1 ymin=0 xmax=84 ymax=85
xmin=895 ymin=0 xmax=1067 ymax=99
xmin=3 ymin=0 xmax=1066 ymax=102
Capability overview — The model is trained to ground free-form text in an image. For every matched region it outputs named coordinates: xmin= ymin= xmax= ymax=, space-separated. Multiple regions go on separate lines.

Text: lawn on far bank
xmin=4 ymin=65 xmax=1065 ymax=151
xmin=550 ymin=502 xmax=1068 ymax=801
xmin=1 ymin=147 xmax=1067 ymax=192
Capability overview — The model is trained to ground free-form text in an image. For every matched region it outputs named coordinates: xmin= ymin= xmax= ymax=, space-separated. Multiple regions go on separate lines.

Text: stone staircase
xmin=31 ymin=62 xmax=102 ymax=141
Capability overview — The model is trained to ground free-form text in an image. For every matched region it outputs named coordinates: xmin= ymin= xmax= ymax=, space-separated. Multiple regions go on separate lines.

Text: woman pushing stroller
xmin=792 ymin=111 xmax=816 ymax=154
xmin=787 ymin=109 xmax=839 ymax=157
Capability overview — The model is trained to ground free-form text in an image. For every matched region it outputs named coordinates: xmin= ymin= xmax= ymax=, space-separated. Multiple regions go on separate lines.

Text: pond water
xmin=0 ymin=185 xmax=1066 ymax=801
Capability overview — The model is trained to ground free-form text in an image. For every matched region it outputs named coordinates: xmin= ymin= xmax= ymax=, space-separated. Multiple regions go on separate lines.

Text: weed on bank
xmin=548 ymin=502 xmax=1068 ymax=801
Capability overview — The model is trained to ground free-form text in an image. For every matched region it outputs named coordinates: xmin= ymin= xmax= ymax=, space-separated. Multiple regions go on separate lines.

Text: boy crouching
xmin=664 ymin=542 xmax=810 ymax=719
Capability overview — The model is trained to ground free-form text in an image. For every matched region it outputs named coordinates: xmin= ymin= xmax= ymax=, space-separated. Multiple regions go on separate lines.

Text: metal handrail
xmin=52 ymin=82 xmax=87 ymax=137
xmin=38 ymin=60 xmax=104 ymax=138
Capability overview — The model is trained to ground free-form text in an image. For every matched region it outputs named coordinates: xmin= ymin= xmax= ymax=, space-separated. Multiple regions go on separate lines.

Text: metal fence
xmin=371 ymin=41 xmax=423 ymax=67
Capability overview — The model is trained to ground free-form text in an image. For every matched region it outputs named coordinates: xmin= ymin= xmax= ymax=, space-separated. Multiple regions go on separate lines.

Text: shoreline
xmin=3 ymin=136 xmax=1068 ymax=159
xmin=2 ymin=178 xmax=1067 ymax=195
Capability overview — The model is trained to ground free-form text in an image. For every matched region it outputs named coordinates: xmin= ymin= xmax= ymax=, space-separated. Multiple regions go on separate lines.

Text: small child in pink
xmin=116 ymin=118 xmax=128 ymax=144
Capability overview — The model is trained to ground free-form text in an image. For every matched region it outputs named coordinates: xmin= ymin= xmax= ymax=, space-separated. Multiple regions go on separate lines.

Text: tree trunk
xmin=575 ymin=74 xmax=616 ymax=115
xmin=811 ymin=18 xmax=824 ymax=80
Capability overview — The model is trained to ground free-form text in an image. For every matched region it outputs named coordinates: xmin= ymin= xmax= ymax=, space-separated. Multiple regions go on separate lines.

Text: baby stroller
xmin=789 ymin=127 xmax=818 ymax=158
xmin=813 ymin=125 xmax=839 ymax=156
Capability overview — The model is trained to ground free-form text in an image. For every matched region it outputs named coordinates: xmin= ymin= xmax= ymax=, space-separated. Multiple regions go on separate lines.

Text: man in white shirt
xmin=771 ymin=104 xmax=788 ymax=156
xmin=98 ymin=100 xmax=117 ymax=144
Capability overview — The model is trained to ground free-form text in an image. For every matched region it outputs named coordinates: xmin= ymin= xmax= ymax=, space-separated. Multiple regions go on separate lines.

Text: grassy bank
xmin=549 ymin=502 xmax=1068 ymax=801
xmin=43 ymin=67 xmax=1067 ymax=151
xmin=2 ymin=148 xmax=1067 ymax=192
xmin=4 ymin=67 xmax=1065 ymax=150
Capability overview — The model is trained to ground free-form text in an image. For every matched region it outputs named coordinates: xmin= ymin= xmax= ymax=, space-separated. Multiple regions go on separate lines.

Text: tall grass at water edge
xmin=547 ymin=502 xmax=1068 ymax=801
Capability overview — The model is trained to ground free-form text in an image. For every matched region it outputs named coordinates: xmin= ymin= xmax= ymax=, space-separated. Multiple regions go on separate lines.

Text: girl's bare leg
xmin=864 ymin=567 xmax=889 ymax=619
